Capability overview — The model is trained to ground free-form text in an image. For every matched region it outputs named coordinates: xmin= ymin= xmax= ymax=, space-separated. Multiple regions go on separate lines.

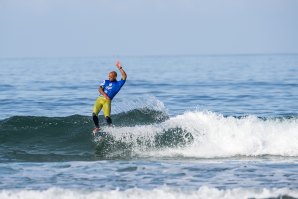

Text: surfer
xmin=92 ymin=61 xmax=127 ymax=134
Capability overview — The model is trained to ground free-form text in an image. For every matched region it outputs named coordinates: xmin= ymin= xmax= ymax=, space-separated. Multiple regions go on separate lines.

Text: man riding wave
xmin=92 ymin=61 xmax=127 ymax=134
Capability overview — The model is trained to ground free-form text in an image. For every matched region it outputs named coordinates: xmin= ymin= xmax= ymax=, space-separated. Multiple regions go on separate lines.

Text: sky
xmin=0 ymin=0 xmax=297 ymax=58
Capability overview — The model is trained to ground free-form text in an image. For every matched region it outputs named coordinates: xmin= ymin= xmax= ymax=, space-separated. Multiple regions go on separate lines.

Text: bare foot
xmin=93 ymin=127 xmax=100 ymax=135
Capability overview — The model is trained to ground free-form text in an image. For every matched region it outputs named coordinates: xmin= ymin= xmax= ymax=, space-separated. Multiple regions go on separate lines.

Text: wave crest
xmin=1 ymin=110 xmax=298 ymax=162
xmin=97 ymin=111 xmax=298 ymax=159
xmin=1 ymin=187 xmax=298 ymax=199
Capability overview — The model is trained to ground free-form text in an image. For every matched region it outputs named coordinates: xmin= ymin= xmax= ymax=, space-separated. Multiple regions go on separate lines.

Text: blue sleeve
xmin=119 ymin=79 xmax=126 ymax=88
xmin=100 ymin=80 xmax=106 ymax=88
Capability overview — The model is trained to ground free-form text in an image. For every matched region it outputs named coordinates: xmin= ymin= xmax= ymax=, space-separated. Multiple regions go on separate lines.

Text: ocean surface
xmin=0 ymin=54 xmax=298 ymax=198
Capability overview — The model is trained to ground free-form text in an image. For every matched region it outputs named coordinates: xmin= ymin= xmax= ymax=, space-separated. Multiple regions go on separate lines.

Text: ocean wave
xmin=0 ymin=108 xmax=167 ymax=162
xmin=0 ymin=187 xmax=297 ymax=199
xmin=1 ymin=110 xmax=298 ymax=162
xmin=97 ymin=111 xmax=298 ymax=159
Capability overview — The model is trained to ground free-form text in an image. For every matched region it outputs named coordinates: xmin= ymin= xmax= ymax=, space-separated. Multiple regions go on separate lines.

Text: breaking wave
xmin=0 ymin=108 xmax=298 ymax=162
xmin=1 ymin=187 xmax=298 ymax=199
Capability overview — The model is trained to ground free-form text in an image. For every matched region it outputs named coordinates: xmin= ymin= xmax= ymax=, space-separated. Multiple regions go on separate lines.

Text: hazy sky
xmin=0 ymin=0 xmax=297 ymax=57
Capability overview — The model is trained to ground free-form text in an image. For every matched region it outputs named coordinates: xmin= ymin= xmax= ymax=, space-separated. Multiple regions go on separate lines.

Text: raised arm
xmin=116 ymin=60 xmax=127 ymax=80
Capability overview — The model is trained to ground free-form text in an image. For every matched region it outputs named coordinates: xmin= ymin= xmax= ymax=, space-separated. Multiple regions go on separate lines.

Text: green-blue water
xmin=0 ymin=55 xmax=298 ymax=198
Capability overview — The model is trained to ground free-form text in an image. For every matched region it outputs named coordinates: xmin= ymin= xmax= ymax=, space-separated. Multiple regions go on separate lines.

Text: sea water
xmin=0 ymin=54 xmax=298 ymax=198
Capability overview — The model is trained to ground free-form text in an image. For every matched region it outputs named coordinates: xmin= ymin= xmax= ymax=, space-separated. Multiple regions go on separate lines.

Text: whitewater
xmin=1 ymin=108 xmax=297 ymax=162
xmin=104 ymin=110 xmax=298 ymax=159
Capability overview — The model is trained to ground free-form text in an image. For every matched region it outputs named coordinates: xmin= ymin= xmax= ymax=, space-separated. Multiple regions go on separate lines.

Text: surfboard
xmin=93 ymin=130 xmax=107 ymax=142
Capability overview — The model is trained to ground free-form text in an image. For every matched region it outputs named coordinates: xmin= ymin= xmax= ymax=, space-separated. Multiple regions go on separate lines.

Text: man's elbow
xmin=123 ymin=74 xmax=127 ymax=80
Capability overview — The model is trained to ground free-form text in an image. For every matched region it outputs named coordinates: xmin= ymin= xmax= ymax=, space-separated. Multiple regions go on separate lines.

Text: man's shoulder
xmin=117 ymin=78 xmax=126 ymax=85
xmin=118 ymin=78 xmax=126 ymax=82
xmin=100 ymin=80 xmax=110 ymax=86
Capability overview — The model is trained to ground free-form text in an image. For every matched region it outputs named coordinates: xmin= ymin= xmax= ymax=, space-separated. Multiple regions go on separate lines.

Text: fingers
xmin=116 ymin=60 xmax=122 ymax=68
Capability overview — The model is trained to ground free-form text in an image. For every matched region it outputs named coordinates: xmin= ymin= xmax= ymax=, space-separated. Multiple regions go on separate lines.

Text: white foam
xmin=104 ymin=111 xmax=298 ymax=158
xmin=112 ymin=95 xmax=167 ymax=114
xmin=1 ymin=187 xmax=298 ymax=199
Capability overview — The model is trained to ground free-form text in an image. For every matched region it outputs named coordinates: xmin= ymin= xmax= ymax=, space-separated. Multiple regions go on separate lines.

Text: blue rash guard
xmin=100 ymin=79 xmax=126 ymax=100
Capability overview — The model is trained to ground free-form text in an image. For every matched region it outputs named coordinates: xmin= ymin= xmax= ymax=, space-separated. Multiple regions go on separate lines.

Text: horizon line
xmin=1 ymin=52 xmax=298 ymax=60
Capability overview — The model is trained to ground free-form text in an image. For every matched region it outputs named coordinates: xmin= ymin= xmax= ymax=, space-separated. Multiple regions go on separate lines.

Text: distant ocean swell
xmin=1 ymin=109 xmax=298 ymax=162
xmin=1 ymin=187 xmax=298 ymax=199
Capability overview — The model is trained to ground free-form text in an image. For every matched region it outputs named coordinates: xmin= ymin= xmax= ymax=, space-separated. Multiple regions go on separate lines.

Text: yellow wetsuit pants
xmin=92 ymin=96 xmax=111 ymax=117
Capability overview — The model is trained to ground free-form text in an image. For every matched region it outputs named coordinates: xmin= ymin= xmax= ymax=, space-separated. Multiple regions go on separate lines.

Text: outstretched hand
xmin=116 ymin=60 xmax=122 ymax=69
xmin=116 ymin=60 xmax=127 ymax=80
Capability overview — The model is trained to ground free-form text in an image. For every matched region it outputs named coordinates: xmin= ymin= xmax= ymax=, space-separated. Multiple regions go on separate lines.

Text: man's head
xmin=108 ymin=71 xmax=117 ymax=82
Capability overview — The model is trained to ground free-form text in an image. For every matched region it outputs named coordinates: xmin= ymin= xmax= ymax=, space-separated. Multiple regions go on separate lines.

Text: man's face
xmin=108 ymin=72 xmax=117 ymax=82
